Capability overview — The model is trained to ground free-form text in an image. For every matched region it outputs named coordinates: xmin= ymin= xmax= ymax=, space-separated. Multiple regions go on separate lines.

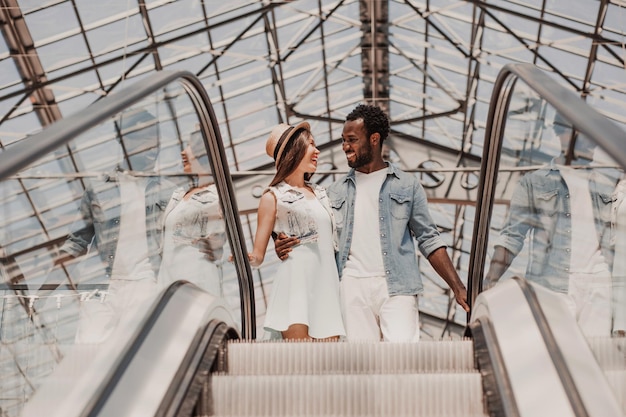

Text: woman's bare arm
xmin=248 ymin=191 xmax=277 ymax=266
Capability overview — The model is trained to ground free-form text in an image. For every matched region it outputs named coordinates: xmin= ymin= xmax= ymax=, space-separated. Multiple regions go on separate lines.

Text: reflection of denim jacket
xmin=496 ymin=161 xmax=615 ymax=292
xmin=61 ymin=175 xmax=174 ymax=278
xmin=269 ymin=181 xmax=336 ymax=248
xmin=328 ymin=163 xmax=446 ymax=296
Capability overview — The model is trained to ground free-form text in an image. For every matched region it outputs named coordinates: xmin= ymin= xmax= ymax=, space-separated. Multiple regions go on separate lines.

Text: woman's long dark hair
xmin=269 ymin=128 xmax=313 ymax=187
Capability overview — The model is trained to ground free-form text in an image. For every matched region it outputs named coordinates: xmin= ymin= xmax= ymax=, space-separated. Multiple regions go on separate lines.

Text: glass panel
xmin=0 ymin=78 xmax=240 ymax=416
xmin=483 ymin=79 xmax=625 ymax=340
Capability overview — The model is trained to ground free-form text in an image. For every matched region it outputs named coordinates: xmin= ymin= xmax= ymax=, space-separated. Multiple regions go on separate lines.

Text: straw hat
xmin=265 ymin=121 xmax=311 ymax=166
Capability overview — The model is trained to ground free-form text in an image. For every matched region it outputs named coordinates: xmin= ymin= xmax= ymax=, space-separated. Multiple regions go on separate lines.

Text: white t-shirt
xmin=342 ymin=168 xmax=387 ymax=278
xmin=112 ymin=174 xmax=154 ymax=281
xmin=559 ymin=166 xmax=607 ymax=273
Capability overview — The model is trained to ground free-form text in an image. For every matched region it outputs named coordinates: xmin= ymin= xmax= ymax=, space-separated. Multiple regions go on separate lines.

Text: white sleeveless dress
xmin=158 ymin=185 xmax=225 ymax=297
xmin=263 ymin=182 xmax=346 ymax=339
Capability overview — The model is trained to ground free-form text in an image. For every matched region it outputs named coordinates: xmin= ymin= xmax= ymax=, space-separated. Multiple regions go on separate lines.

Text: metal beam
xmin=359 ymin=0 xmax=389 ymax=113
xmin=0 ymin=0 xmax=62 ymax=126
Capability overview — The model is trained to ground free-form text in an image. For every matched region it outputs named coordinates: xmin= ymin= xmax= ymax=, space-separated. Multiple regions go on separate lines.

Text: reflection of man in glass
xmin=54 ymin=111 xmax=175 ymax=342
xmin=485 ymin=113 xmax=616 ymax=337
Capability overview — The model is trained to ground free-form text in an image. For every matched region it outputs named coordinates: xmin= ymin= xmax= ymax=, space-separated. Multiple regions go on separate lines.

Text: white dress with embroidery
xmin=158 ymin=185 xmax=225 ymax=297
xmin=263 ymin=182 xmax=346 ymax=339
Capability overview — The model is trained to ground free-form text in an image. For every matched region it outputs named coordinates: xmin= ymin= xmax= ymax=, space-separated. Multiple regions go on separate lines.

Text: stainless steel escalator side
xmin=471 ymin=277 xmax=623 ymax=417
xmin=23 ymin=281 xmax=239 ymax=417
xmin=20 ymin=281 xmax=239 ymax=417
xmin=88 ymin=282 xmax=240 ymax=417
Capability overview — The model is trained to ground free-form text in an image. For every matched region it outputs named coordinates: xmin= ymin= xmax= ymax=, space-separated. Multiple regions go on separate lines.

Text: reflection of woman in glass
xmin=612 ymin=178 xmax=626 ymax=337
xmin=247 ymin=122 xmax=345 ymax=341
xmin=158 ymin=141 xmax=225 ymax=297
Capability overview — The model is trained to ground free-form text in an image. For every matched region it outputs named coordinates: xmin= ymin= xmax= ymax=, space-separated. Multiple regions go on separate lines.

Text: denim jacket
xmin=328 ymin=163 xmax=446 ymax=295
xmin=61 ymin=174 xmax=174 ymax=278
xmin=268 ymin=181 xmax=337 ymax=249
xmin=496 ymin=161 xmax=615 ymax=292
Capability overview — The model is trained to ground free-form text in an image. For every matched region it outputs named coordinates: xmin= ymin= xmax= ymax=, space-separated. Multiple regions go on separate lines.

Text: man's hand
xmin=273 ymin=232 xmax=299 ymax=261
xmin=426 ymin=247 xmax=470 ymax=313
xmin=453 ymin=286 xmax=470 ymax=313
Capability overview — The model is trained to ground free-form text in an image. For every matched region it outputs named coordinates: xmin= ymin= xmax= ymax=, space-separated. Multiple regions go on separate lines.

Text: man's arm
xmin=427 ymin=246 xmax=470 ymax=312
xmin=483 ymin=174 xmax=534 ymax=289
xmin=484 ymin=245 xmax=515 ymax=290
xmin=44 ymin=190 xmax=96 ymax=291
xmin=273 ymin=232 xmax=300 ymax=261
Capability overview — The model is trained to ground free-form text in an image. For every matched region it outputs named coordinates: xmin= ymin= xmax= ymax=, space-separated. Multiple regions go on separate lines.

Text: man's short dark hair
xmin=346 ymin=104 xmax=390 ymax=142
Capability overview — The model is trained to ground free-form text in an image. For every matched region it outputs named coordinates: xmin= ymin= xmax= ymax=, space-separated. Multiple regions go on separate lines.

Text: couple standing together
xmin=248 ymin=104 xmax=470 ymax=342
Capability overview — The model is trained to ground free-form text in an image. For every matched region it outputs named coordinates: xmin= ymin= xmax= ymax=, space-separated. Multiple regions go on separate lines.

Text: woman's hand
xmin=227 ymin=252 xmax=261 ymax=267
xmin=248 ymin=253 xmax=262 ymax=267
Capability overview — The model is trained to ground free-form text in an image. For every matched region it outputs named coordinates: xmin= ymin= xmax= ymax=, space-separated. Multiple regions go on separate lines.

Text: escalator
xmin=1 ymin=64 xmax=625 ymax=417
xmin=214 ymin=339 xmax=483 ymax=416
xmin=208 ymin=275 xmax=623 ymax=417
xmin=21 ymin=281 xmax=239 ymax=417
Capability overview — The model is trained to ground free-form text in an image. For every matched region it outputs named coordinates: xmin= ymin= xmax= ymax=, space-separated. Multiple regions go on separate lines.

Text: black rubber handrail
xmin=470 ymin=316 xmax=520 ymax=417
xmin=158 ymin=319 xmax=239 ymax=417
xmin=0 ymin=71 xmax=184 ymax=180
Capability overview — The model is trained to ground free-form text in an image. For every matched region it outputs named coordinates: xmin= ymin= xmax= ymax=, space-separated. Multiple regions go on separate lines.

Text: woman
xmin=248 ymin=122 xmax=345 ymax=341
xmin=158 ymin=142 xmax=226 ymax=297
xmin=612 ymin=178 xmax=626 ymax=337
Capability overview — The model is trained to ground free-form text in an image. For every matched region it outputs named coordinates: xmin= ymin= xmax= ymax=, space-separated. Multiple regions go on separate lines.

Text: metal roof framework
xmin=1 ymin=0 xmax=625 ymax=334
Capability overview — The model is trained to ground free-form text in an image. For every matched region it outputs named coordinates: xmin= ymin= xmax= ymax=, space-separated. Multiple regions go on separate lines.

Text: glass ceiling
xmin=1 ymin=0 xmax=626 ymax=334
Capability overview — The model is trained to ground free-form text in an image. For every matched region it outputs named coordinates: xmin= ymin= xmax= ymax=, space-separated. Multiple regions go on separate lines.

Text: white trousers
xmin=75 ymin=278 xmax=156 ymax=344
xmin=558 ymin=271 xmax=612 ymax=338
xmin=340 ymin=275 xmax=420 ymax=342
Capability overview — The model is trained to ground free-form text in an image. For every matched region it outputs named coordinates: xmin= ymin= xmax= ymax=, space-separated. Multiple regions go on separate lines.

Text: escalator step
xmin=227 ymin=339 xmax=475 ymax=375
xmin=603 ymin=369 xmax=626 ymax=412
xmin=586 ymin=337 xmax=626 ymax=370
xmin=211 ymin=373 xmax=486 ymax=416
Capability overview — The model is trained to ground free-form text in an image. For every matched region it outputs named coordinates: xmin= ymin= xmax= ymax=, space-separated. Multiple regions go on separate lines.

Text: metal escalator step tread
xmin=211 ymin=373 xmax=487 ymax=416
xmin=227 ymin=339 xmax=475 ymax=375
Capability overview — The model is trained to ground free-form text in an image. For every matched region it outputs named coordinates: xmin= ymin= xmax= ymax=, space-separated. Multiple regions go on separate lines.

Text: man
xmin=52 ymin=114 xmax=175 ymax=342
xmin=484 ymin=113 xmax=616 ymax=337
xmin=275 ymin=104 xmax=469 ymax=342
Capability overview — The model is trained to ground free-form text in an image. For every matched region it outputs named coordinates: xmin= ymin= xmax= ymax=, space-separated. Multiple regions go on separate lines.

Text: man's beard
xmin=347 ymin=144 xmax=373 ymax=168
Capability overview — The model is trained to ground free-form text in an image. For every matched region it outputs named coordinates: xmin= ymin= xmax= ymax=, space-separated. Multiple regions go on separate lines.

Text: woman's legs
xmin=281 ymin=323 xmax=311 ymax=341
xmin=281 ymin=323 xmax=340 ymax=341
